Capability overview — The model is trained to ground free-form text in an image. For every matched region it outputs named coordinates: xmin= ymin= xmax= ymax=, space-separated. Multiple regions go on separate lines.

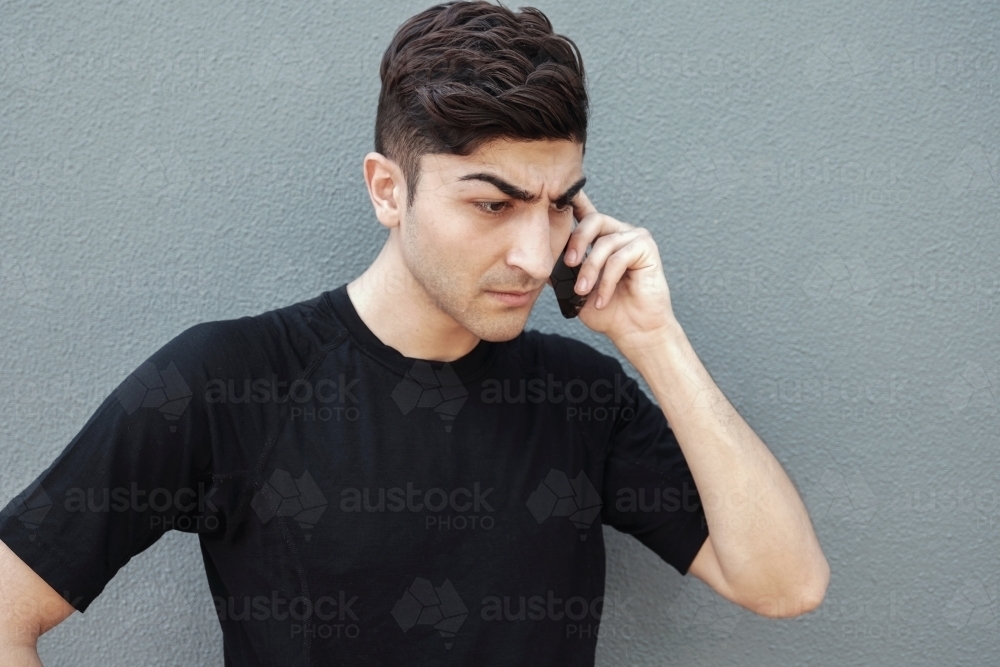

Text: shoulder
xmin=150 ymin=291 xmax=345 ymax=380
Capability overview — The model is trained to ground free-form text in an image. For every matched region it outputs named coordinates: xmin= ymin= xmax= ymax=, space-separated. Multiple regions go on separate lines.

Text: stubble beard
xmin=402 ymin=204 xmax=530 ymax=344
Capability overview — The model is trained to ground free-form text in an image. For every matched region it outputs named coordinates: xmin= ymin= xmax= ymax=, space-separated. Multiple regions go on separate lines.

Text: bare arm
xmin=0 ymin=539 xmax=76 ymax=666
xmin=625 ymin=324 xmax=830 ymax=617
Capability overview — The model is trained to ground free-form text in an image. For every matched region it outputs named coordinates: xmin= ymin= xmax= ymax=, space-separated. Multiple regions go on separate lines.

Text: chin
xmin=477 ymin=323 xmax=527 ymax=342
xmin=429 ymin=286 xmax=535 ymax=343
xmin=462 ymin=304 xmax=531 ymax=342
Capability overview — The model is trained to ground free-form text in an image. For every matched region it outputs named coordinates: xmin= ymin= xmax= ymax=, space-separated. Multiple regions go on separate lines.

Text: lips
xmin=488 ymin=286 xmax=541 ymax=296
xmin=486 ymin=286 xmax=539 ymax=306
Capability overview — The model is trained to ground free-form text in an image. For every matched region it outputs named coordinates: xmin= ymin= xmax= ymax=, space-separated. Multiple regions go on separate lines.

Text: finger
xmin=574 ymin=228 xmax=643 ymax=295
xmin=566 ymin=210 xmax=634 ymax=268
xmin=566 ymin=190 xmax=616 ymax=265
xmin=571 ymin=188 xmax=598 ymax=221
xmin=593 ymin=237 xmax=647 ymax=308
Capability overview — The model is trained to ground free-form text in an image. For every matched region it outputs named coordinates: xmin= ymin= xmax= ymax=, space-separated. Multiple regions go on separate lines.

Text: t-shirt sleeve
xmin=0 ymin=320 xmax=247 ymax=612
xmin=600 ymin=362 xmax=709 ymax=575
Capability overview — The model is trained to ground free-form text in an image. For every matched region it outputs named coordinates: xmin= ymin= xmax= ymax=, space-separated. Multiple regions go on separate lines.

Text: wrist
xmin=614 ymin=318 xmax=689 ymax=368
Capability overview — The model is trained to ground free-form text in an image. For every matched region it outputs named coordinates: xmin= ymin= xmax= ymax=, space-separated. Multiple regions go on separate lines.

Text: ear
xmin=363 ymin=152 xmax=407 ymax=229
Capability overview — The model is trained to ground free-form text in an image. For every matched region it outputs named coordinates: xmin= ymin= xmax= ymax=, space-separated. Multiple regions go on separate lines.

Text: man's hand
xmin=563 ymin=190 xmax=678 ymax=356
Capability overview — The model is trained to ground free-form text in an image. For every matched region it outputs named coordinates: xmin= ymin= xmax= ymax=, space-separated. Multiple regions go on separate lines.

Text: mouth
xmin=485 ymin=286 xmax=540 ymax=307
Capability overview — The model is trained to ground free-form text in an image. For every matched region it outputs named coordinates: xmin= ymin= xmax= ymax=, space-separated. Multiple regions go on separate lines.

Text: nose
xmin=504 ymin=207 xmax=558 ymax=285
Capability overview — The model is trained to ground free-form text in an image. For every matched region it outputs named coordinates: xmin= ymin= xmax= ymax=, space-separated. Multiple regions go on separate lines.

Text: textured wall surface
xmin=2 ymin=1 xmax=998 ymax=665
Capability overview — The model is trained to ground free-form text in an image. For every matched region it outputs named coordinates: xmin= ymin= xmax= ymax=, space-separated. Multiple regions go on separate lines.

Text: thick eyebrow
xmin=457 ymin=172 xmax=587 ymax=207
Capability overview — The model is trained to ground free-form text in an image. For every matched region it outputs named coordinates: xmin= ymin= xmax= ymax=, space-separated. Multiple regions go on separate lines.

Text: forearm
xmin=0 ymin=620 xmax=43 ymax=667
xmin=0 ymin=641 xmax=44 ymax=667
xmin=620 ymin=322 xmax=829 ymax=609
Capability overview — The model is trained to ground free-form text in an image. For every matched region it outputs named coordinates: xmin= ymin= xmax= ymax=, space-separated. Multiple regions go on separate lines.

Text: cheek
xmin=411 ymin=207 xmax=481 ymax=270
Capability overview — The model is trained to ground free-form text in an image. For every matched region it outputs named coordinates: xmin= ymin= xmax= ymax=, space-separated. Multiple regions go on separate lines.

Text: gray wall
xmin=1 ymin=1 xmax=997 ymax=665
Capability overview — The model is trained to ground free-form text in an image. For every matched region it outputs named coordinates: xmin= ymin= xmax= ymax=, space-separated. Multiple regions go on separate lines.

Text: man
xmin=0 ymin=1 xmax=829 ymax=665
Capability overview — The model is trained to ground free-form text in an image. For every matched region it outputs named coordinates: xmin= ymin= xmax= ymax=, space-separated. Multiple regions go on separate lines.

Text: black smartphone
xmin=548 ymin=237 xmax=587 ymax=319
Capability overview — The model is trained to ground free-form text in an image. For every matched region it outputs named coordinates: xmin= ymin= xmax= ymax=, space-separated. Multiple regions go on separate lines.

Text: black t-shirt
xmin=0 ymin=283 xmax=709 ymax=666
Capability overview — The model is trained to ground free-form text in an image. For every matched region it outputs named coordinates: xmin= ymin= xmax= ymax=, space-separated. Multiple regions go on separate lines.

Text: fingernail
xmin=577 ymin=276 xmax=587 ymax=292
xmin=565 ymin=249 xmax=577 ymax=264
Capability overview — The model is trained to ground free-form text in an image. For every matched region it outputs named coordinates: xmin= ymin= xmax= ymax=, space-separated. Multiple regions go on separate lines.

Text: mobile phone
xmin=548 ymin=238 xmax=587 ymax=319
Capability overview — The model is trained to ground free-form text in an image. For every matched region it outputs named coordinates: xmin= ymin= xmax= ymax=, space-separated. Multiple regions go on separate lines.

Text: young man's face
xmin=400 ymin=137 xmax=586 ymax=342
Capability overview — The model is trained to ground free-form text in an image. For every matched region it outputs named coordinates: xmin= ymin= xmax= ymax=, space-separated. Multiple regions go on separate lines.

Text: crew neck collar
xmin=322 ymin=282 xmax=498 ymax=380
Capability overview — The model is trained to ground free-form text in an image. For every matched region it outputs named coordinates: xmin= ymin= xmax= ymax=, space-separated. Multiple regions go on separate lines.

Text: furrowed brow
xmin=458 ymin=173 xmax=587 ymax=206
xmin=553 ymin=177 xmax=587 ymax=207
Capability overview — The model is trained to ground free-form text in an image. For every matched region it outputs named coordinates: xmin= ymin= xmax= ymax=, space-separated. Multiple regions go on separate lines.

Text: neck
xmin=347 ymin=233 xmax=481 ymax=362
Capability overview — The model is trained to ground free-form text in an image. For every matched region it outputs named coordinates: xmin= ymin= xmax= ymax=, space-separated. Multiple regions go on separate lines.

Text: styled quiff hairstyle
xmin=374 ymin=0 xmax=589 ymax=207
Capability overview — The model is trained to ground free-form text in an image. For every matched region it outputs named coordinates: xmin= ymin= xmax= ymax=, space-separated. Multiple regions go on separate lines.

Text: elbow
xmin=805 ymin=554 xmax=832 ymax=611
xmin=795 ymin=569 xmax=829 ymax=616
xmin=748 ymin=557 xmax=830 ymax=618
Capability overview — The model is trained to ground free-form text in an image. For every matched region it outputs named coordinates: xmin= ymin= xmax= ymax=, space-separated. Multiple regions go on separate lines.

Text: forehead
xmin=423 ymin=138 xmax=584 ymax=182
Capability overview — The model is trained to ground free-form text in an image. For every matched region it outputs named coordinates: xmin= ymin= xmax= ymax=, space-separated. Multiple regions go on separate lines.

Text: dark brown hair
xmin=374 ymin=0 xmax=588 ymax=206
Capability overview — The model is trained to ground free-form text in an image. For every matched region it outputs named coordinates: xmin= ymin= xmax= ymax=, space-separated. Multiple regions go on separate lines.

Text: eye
xmin=473 ymin=201 xmax=572 ymax=216
xmin=474 ymin=201 xmax=511 ymax=216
